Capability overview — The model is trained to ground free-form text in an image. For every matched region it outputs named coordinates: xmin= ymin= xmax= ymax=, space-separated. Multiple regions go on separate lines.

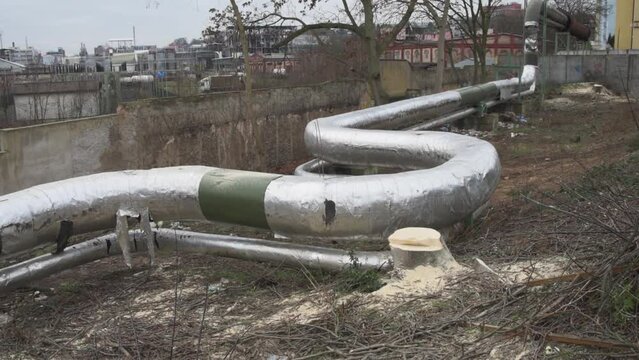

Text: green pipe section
xmin=198 ymin=169 xmax=281 ymax=228
xmin=458 ymin=83 xmax=500 ymax=106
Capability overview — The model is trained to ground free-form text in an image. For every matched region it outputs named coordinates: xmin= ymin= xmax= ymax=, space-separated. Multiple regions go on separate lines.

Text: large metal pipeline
xmin=0 ymin=0 xmax=590 ymax=288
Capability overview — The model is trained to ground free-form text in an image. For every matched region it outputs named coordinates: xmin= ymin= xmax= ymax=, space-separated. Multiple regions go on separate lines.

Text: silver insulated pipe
xmin=0 ymin=0 xmax=590 ymax=289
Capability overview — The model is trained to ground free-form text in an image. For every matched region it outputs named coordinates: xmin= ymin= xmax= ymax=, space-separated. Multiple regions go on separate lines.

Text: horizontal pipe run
xmin=566 ymin=14 xmax=591 ymax=41
xmin=544 ymin=18 xmax=568 ymax=31
xmin=0 ymin=167 xmax=211 ymax=255
xmin=0 ymin=229 xmax=392 ymax=293
xmin=411 ymin=108 xmax=479 ymax=131
xmin=545 ymin=7 xmax=569 ymax=28
xmin=410 ymin=89 xmax=535 ymax=131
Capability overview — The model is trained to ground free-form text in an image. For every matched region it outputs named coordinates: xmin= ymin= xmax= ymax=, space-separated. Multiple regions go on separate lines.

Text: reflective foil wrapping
xmin=265 ymin=132 xmax=501 ymax=240
xmin=0 ymin=166 xmax=210 ymax=255
xmin=275 ymin=0 xmax=556 ymax=240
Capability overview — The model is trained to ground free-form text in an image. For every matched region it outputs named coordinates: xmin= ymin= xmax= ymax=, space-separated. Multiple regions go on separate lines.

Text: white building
xmin=8 ymin=47 xmax=40 ymax=65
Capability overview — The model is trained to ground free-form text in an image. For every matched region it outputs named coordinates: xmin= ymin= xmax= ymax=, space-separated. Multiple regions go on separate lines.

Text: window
xmin=422 ymin=48 xmax=430 ymax=63
xmin=404 ymin=49 xmax=412 ymax=62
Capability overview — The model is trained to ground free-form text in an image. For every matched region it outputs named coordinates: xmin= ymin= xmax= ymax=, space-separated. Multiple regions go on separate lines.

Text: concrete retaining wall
xmin=511 ymin=54 xmax=639 ymax=95
xmin=380 ymin=60 xmax=491 ymax=98
xmin=0 ymin=80 xmax=365 ymax=195
xmin=13 ymin=91 xmax=100 ymax=121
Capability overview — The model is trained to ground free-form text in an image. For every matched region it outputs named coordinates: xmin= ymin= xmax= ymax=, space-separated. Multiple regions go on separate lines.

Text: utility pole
xmin=132 ymin=26 xmax=136 ymax=47
xmin=0 ymin=31 xmax=3 ymax=49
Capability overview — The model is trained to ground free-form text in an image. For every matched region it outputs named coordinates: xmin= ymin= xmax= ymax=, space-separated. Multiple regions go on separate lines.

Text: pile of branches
xmin=455 ymin=153 xmax=639 ymax=357
xmin=213 ymin=292 xmax=500 ymax=359
xmin=215 ymin=154 xmax=639 ymax=359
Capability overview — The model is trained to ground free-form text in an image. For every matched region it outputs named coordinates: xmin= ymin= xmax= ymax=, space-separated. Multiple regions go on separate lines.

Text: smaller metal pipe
xmin=543 ymin=18 xmax=567 ymax=31
xmin=0 ymin=229 xmax=392 ymax=293
xmin=566 ymin=14 xmax=591 ymax=41
xmin=545 ymin=7 xmax=569 ymax=27
xmin=408 ymin=88 xmax=534 ymax=131
xmin=407 ymin=108 xmax=478 ymax=131
xmin=295 ymin=86 xmax=534 ymax=177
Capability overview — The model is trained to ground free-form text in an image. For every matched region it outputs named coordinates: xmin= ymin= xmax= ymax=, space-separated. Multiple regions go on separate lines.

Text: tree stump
xmin=388 ymin=227 xmax=458 ymax=270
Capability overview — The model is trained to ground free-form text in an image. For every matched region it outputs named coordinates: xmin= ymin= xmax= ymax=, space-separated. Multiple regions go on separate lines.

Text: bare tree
xmin=207 ymin=0 xmax=418 ymax=105
xmin=280 ymin=0 xmax=417 ymax=104
xmin=205 ymin=2 xmax=253 ymax=94
xmin=448 ymin=0 xmax=501 ymax=83
xmin=30 ymin=85 xmax=51 ymax=122
xmin=290 ymin=31 xmax=368 ymax=85
xmin=0 ymin=74 xmax=14 ymax=127
xmin=551 ymin=0 xmax=605 ymax=51
xmin=229 ymin=0 xmax=253 ymax=96
xmin=490 ymin=7 xmax=523 ymax=35
xmin=555 ymin=0 xmax=606 ymax=29
xmin=419 ymin=0 xmax=450 ymax=92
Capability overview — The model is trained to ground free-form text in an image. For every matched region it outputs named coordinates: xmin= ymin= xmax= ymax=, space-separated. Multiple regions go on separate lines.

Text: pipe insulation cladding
xmin=0 ymin=0 xmax=588 ymax=264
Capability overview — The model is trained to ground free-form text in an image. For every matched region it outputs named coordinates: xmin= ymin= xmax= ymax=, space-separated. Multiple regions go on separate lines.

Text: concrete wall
xmin=412 ymin=66 xmax=495 ymax=93
xmin=512 ymin=54 xmax=639 ymax=95
xmin=380 ymin=60 xmax=495 ymax=98
xmin=13 ymin=91 xmax=100 ymax=121
xmin=0 ymin=75 xmax=117 ymax=128
xmin=0 ymin=80 xmax=365 ymax=195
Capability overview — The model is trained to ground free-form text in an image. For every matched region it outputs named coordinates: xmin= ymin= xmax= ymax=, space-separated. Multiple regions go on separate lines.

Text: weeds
xmin=511 ymin=143 xmax=533 ymax=157
xmin=628 ymin=134 xmax=639 ymax=153
xmin=57 ymin=281 xmax=82 ymax=295
xmin=334 ymin=253 xmax=384 ymax=293
xmin=334 ymin=268 xmax=384 ymax=293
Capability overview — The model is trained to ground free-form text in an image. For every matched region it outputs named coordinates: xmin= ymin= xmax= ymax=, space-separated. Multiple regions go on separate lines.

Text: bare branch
xmin=342 ymin=0 xmax=358 ymax=26
xmin=379 ymin=0 xmax=418 ymax=52
xmin=273 ymin=22 xmax=361 ymax=48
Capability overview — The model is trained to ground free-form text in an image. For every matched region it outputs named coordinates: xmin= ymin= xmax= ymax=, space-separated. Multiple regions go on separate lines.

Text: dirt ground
xmin=492 ymin=84 xmax=638 ymax=202
xmin=2 ymin=83 xmax=639 ymax=359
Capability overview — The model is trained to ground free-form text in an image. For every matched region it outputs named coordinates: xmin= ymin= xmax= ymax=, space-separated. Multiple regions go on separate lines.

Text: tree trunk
xmin=230 ymin=0 xmax=252 ymax=96
xmin=479 ymin=14 xmax=490 ymax=83
xmin=479 ymin=34 xmax=488 ymax=82
xmin=471 ymin=48 xmax=479 ymax=84
xmin=480 ymin=56 xmax=487 ymax=82
xmin=434 ymin=0 xmax=450 ymax=92
xmin=447 ymin=47 xmax=463 ymax=86
xmin=362 ymin=0 xmax=386 ymax=105
xmin=366 ymin=39 xmax=385 ymax=105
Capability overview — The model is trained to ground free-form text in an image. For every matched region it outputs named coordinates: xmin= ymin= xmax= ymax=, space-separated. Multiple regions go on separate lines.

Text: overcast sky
xmin=0 ymin=0 xmax=617 ymax=56
xmin=0 ymin=0 xmax=228 ymax=55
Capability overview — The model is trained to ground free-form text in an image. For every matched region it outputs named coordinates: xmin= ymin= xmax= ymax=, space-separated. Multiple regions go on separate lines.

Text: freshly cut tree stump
xmin=388 ymin=227 xmax=458 ymax=270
